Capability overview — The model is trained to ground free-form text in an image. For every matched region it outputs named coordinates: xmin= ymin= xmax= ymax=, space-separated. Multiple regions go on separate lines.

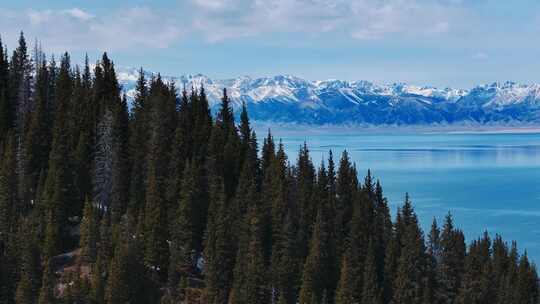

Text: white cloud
xmin=88 ymin=7 xmax=184 ymax=49
xmin=0 ymin=1 xmax=472 ymax=51
xmin=27 ymin=8 xmax=94 ymax=26
xmin=187 ymin=0 xmax=464 ymax=42
xmin=473 ymin=51 xmax=488 ymax=59
xmin=0 ymin=7 xmax=184 ymax=52
xmin=192 ymin=0 xmax=235 ymax=11
xmin=65 ymin=8 xmax=94 ymax=21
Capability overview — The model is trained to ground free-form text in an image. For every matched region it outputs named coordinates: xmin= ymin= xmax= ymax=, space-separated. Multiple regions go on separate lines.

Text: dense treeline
xmin=0 ymin=32 xmax=538 ymax=304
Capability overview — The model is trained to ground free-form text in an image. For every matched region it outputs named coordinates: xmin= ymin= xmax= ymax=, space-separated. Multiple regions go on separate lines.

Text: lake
xmin=264 ymin=128 xmax=540 ymax=262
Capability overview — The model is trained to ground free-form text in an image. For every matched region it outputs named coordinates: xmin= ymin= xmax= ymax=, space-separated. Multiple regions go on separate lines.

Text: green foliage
xmin=80 ymin=198 xmax=98 ymax=263
xmin=0 ymin=37 xmax=536 ymax=304
xmin=38 ymin=259 xmax=56 ymax=304
xmin=203 ymin=175 xmax=235 ymax=304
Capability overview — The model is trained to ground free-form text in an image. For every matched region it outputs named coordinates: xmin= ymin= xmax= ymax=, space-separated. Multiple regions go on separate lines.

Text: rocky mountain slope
xmin=117 ymin=68 xmax=540 ymax=125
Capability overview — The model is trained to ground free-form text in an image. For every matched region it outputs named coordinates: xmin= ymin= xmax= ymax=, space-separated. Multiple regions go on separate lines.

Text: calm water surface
xmin=269 ymin=131 xmax=540 ymax=262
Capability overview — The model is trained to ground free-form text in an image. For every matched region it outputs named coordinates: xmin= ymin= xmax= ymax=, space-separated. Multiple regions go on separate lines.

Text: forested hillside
xmin=0 ymin=32 xmax=538 ymax=304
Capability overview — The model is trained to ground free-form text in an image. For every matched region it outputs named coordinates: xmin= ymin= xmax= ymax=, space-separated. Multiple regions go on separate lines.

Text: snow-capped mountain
xmin=117 ymin=68 xmax=540 ymax=125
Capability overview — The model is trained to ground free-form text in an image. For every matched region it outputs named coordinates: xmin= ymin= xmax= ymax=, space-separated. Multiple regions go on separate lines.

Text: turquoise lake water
xmin=268 ymin=130 xmax=540 ymax=262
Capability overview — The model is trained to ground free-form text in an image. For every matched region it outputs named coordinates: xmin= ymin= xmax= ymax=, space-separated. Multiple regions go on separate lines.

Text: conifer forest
xmin=0 ymin=32 xmax=538 ymax=304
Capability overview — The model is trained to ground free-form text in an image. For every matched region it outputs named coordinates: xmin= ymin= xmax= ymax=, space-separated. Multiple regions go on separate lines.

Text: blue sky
xmin=1 ymin=0 xmax=540 ymax=88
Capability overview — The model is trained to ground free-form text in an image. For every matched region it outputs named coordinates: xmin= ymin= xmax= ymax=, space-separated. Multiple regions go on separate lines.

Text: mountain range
xmin=117 ymin=68 xmax=540 ymax=126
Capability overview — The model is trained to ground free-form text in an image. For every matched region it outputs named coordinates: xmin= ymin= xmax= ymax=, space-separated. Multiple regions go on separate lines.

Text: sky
xmin=1 ymin=0 xmax=540 ymax=88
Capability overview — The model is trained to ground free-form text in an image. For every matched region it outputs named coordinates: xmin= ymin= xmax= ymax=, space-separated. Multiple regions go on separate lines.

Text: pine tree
xmin=428 ymin=218 xmax=441 ymax=260
xmin=296 ymin=142 xmax=316 ymax=263
xmin=207 ymin=88 xmax=241 ymax=200
xmin=268 ymin=143 xmax=293 ymax=301
xmin=169 ymin=162 xmax=197 ymax=287
xmin=14 ymin=218 xmax=41 ymax=304
xmin=41 ymin=53 xmax=75 ymax=253
xmin=0 ymin=132 xmax=17 ymax=243
xmin=80 ymin=197 xmax=98 ymax=263
xmin=361 ymin=240 xmax=383 ymax=304
xmin=38 ymin=258 xmax=55 ymax=304
xmin=142 ymin=76 xmax=177 ymax=249
xmin=334 ymin=253 xmax=355 ymax=304
xmin=94 ymin=105 xmax=113 ymax=211
xmin=9 ymin=32 xmax=33 ymax=137
xmin=110 ymin=93 xmax=130 ymax=223
xmin=21 ymin=59 xmax=51 ymax=211
xmin=204 ymin=175 xmax=234 ymax=304
xmin=105 ymin=240 xmax=130 ymax=304
xmin=456 ymin=233 xmax=492 ymax=304
xmin=74 ymin=129 xmax=93 ymax=214
xmin=260 ymin=130 xmax=276 ymax=178
xmin=143 ymin=162 xmax=169 ymax=280
xmin=10 ymin=33 xmax=33 ymax=213
xmin=89 ymin=255 xmax=105 ymax=304
xmin=165 ymin=88 xmax=191 ymax=228
xmin=272 ymin=211 xmax=300 ymax=304
xmin=335 ymin=150 xmax=356 ymax=258
xmin=191 ymin=87 xmax=212 ymax=164
xmin=335 ymin=186 xmax=367 ymax=304
xmin=392 ymin=194 xmax=427 ymax=304
xmin=0 ymin=35 xmax=11 ymax=141
xmin=299 ymin=208 xmax=331 ymax=304
xmin=516 ymin=253 xmax=538 ymax=304
xmin=72 ymin=56 xmax=94 ymax=207
xmin=229 ymin=188 xmax=268 ymax=304
xmin=239 ymin=101 xmax=251 ymax=164
xmin=438 ymin=213 xmax=466 ymax=304
xmin=425 ymin=218 xmax=441 ymax=304
xmin=243 ymin=210 xmax=270 ymax=303
xmin=128 ymin=68 xmax=150 ymax=219
xmin=373 ymin=180 xmax=392 ymax=285
xmin=93 ymin=53 xmax=126 ymax=219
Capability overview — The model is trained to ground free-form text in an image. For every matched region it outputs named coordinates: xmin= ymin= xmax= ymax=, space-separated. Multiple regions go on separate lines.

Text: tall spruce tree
xmin=229 ymin=184 xmax=268 ymax=304
xmin=14 ymin=219 xmax=41 ymax=304
xmin=300 ymin=195 xmax=338 ymax=304
xmin=41 ymin=53 xmax=75 ymax=254
xmin=0 ymin=36 xmax=11 ymax=141
xmin=335 ymin=150 xmax=356 ymax=259
xmin=391 ymin=194 xmax=427 ymax=304
xmin=79 ymin=197 xmax=98 ymax=263
xmin=438 ymin=213 xmax=466 ymax=304
xmin=295 ymin=142 xmax=316 ymax=263
xmin=0 ymin=132 xmax=17 ymax=244
xmin=165 ymin=88 xmax=191 ymax=228
xmin=207 ymin=88 xmax=241 ymax=200
xmin=72 ymin=56 xmax=94 ymax=207
xmin=335 ymin=183 xmax=368 ymax=304
xmin=110 ymin=93 xmax=129 ymax=223
xmin=21 ymin=59 xmax=51 ymax=210
xmin=204 ymin=174 xmax=234 ymax=304
xmin=272 ymin=211 xmax=300 ymax=304
xmin=168 ymin=162 xmax=198 ymax=287
xmin=128 ymin=68 xmax=149 ymax=219
xmin=37 ymin=258 xmax=55 ymax=304
xmin=143 ymin=162 xmax=169 ymax=280
xmin=105 ymin=239 xmax=130 ymax=304
xmin=456 ymin=233 xmax=492 ymax=304
xmin=425 ymin=218 xmax=441 ymax=304
xmin=361 ymin=240 xmax=383 ymax=304
xmin=9 ymin=32 xmax=33 ymax=137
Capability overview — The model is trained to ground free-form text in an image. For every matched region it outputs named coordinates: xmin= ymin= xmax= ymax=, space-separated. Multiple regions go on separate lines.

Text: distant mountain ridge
xmin=117 ymin=68 xmax=540 ymax=126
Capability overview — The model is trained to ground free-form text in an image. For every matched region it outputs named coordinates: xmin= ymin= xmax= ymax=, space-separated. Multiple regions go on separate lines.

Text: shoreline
xmin=252 ymin=122 xmax=540 ymax=136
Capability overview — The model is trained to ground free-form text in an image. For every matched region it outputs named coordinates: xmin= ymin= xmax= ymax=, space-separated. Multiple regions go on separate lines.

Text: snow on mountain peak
xmin=117 ymin=67 xmax=540 ymax=125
